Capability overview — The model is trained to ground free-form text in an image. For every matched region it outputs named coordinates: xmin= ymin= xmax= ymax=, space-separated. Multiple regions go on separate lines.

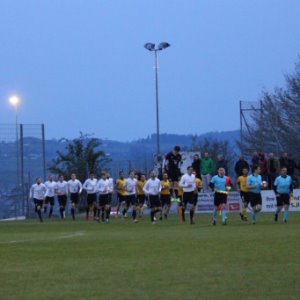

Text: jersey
xmin=274 ymin=175 xmax=292 ymax=194
xmin=165 ymin=151 xmax=182 ymax=171
xmin=136 ymin=180 xmax=146 ymax=195
xmin=160 ymin=179 xmax=171 ymax=195
xmin=143 ymin=178 xmax=161 ymax=196
xmin=247 ymin=174 xmax=262 ymax=194
xmin=116 ymin=178 xmax=126 ymax=196
xmin=237 ymin=175 xmax=250 ymax=193
xmin=195 ymin=178 xmax=202 ymax=192
xmin=44 ymin=180 xmax=57 ymax=197
xmin=210 ymin=175 xmax=231 ymax=192
xmin=179 ymin=174 xmax=196 ymax=192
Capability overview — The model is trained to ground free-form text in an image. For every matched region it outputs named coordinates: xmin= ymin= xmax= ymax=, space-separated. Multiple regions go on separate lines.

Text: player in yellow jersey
xmin=136 ymin=173 xmax=146 ymax=218
xmin=160 ymin=173 xmax=171 ymax=219
xmin=194 ymin=171 xmax=202 ymax=207
xmin=115 ymin=171 xmax=126 ymax=218
xmin=236 ymin=167 xmax=250 ymax=221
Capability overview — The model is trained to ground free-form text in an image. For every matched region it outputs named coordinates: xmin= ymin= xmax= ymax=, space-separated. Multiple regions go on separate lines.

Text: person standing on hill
xmin=200 ymin=152 xmax=214 ymax=192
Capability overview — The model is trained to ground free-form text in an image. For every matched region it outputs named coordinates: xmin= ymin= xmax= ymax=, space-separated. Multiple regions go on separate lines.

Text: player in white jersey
xmin=55 ymin=175 xmax=69 ymax=219
xmin=143 ymin=171 xmax=162 ymax=224
xmin=68 ymin=173 xmax=83 ymax=220
xmin=106 ymin=172 xmax=114 ymax=215
xmin=83 ymin=173 xmax=98 ymax=220
xmin=44 ymin=175 xmax=57 ymax=218
xmin=29 ymin=177 xmax=47 ymax=222
xmin=96 ymin=171 xmax=112 ymax=223
xmin=123 ymin=171 xmax=138 ymax=223
xmin=179 ymin=166 xmax=197 ymax=224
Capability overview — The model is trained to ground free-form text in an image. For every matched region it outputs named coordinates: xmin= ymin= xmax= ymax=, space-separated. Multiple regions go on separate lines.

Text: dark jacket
xmin=234 ymin=159 xmax=249 ymax=177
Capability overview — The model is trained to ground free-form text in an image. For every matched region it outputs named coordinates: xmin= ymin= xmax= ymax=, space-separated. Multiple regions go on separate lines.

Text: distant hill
xmin=0 ymin=130 xmax=240 ymax=189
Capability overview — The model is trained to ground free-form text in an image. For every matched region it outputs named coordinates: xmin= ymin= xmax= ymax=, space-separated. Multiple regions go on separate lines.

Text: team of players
xmin=29 ymin=146 xmax=295 ymax=225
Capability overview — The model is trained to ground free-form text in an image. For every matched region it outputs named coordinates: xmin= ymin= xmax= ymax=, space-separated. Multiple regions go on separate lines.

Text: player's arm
xmin=236 ymin=177 xmax=241 ymax=191
xmin=209 ymin=177 xmax=215 ymax=191
xmin=142 ymin=181 xmax=149 ymax=195
xmin=78 ymin=181 xmax=83 ymax=194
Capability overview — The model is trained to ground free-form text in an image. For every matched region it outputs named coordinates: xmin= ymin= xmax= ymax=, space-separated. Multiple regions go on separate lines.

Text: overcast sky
xmin=1 ymin=0 xmax=300 ymax=141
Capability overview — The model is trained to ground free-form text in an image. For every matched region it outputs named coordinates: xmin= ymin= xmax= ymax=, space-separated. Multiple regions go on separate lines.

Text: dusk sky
xmin=1 ymin=0 xmax=300 ymax=141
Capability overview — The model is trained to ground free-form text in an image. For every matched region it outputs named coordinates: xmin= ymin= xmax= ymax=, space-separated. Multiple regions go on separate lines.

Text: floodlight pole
xmin=144 ymin=42 xmax=170 ymax=158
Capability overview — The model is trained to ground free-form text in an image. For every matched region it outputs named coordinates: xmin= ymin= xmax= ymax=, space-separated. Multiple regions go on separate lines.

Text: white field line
xmin=0 ymin=231 xmax=85 ymax=245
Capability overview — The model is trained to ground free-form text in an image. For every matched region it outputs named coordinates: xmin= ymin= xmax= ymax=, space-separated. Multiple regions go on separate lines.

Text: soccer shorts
xmin=58 ymin=195 xmax=67 ymax=207
xmin=214 ymin=192 xmax=227 ymax=207
xmin=117 ymin=193 xmax=125 ymax=204
xmin=240 ymin=191 xmax=250 ymax=205
xmin=149 ymin=195 xmax=161 ymax=208
xmin=137 ymin=194 xmax=146 ymax=205
xmin=276 ymin=193 xmax=290 ymax=206
xmin=125 ymin=194 xmax=137 ymax=206
xmin=160 ymin=194 xmax=171 ymax=206
xmin=99 ymin=194 xmax=110 ymax=206
xmin=34 ymin=199 xmax=43 ymax=208
xmin=249 ymin=192 xmax=262 ymax=207
xmin=183 ymin=191 xmax=197 ymax=206
xmin=44 ymin=196 xmax=54 ymax=206
xmin=70 ymin=193 xmax=80 ymax=204
xmin=87 ymin=193 xmax=97 ymax=205
xmin=167 ymin=168 xmax=181 ymax=182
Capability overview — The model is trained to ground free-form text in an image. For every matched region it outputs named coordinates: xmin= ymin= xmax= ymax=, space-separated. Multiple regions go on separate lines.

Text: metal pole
xmin=42 ymin=124 xmax=46 ymax=180
xmin=20 ymin=124 xmax=25 ymax=216
xmin=154 ymin=50 xmax=160 ymax=155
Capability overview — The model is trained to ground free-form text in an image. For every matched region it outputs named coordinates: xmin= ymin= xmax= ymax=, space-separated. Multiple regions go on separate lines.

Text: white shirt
xmin=55 ymin=180 xmax=68 ymax=195
xmin=83 ymin=178 xmax=98 ymax=194
xmin=124 ymin=178 xmax=137 ymax=195
xmin=44 ymin=180 xmax=57 ymax=197
xmin=68 ymin=179 xmax=83 ymax=194
xmin=96 ymin=178 xmax=110 ymax=194
xmin=30 ymin=183 xmax=47 ymax=200
xmin=143 ymin=178 xmax=161 ymax=196
xmin=107 ymin=178 xmax=114 ymax=193
xmin=179 ymin=173 xmax=196 ymax=192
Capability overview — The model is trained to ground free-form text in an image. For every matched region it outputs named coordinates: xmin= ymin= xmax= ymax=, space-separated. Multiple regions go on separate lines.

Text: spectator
xmin=234 ymin=155 xmax=249 ymax=177
xmin=258 ymin=153 xmax=268 ymax=181
xmin=191 ymin=154 xmax=201 ymax=179
xmin=215 ymin=154 xmax=228 ymax=175
xmin=200 ymin=152 xmax=214 ymax=192
xmin=267 ymin=152 xmax=279 ymax=189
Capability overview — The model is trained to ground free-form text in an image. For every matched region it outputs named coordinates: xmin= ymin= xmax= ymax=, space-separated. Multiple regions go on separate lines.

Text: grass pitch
xmin=0 ymin=212 xmax=299 ymax=300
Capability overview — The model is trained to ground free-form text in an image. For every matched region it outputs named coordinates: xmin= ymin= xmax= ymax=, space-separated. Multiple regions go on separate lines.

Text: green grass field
xmin=0 ymin=212 xmax=299 ymax=300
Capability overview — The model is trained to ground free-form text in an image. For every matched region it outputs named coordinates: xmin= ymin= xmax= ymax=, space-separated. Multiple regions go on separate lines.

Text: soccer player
xmin=96 ymin=171 xmax=112 ymax=223
xmin=55 ymin=175 xmax=69 ymax=219
xmin=67 ymin=173 xmax=82 ymax=220
xmin=176 ymin=174 xmax=184 ymax=222
xmin=106 ymin=172 xmax=114 ymax=217
xmin=123 ymin=171 xmax=138 ymax=223
xmin=247 ymin=165 xmax=263 ymax=224
xmin=236 ymin=167 xmax=251 ymax=221
xmin=82 ymin=173 xmax=98 ymax=220
xmin=160 ymin=173 xmax=171 ymax=219
xmin=29 ymin=177 xmax=47 ymax=222
xmin=136 ymin=173 xmax=146 ymax=219
xmin=194 ymin=171 xmax=202 ymax=211
xmin=143 ymin=171 xmax=162 ymax=224
xmin=209 ymin=167 xmax=232 ymax=225
xmin=273 ymin=167 xmax=293 ymax=224
xmin=164 ymin=145 xmax=182 ymax=201
xmin=44 ymin=175 xmax=56 ymax=218
xmin=180 ymin=166 xmax=197 ymax=224
xmin=115 ymin=171 xmax=126 ymax=218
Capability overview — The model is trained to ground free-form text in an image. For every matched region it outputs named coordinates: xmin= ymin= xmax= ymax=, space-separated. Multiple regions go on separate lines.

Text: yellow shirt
xmin=195 ymin=178 xmax=202 ymax=193
xmin=160 ymin=179 xmax=171 ymax=195
xmin=116 ymin=178 xmax=126 ymax=196
xmin=237 ymin=175 xmax=250 ymax=193
xmin=136 ymin=180 xmax=146 ymax=195
xmin=177 ymin=186 xmax=183 ymax=197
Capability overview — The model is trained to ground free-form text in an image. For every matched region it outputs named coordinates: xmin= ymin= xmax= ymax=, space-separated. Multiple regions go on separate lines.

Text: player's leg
xmin=49 ymin=197 xmax=54 ymax=218
xmin=212 ymin=194 xmax=220 ymax=225
xmin=282 ymin=194 xmax=290 ymax=224
xmin=35 ymin=199 xmax=43 ymax=222
xmin=132 ymin=196 xmax=138 ymax=223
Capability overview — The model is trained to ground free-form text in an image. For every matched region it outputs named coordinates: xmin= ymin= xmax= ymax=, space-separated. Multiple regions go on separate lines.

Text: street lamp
xmin=9 ymin=95 xmax=21 ymax=188
xmin=144 ymin=42 xmax=170 ymax=157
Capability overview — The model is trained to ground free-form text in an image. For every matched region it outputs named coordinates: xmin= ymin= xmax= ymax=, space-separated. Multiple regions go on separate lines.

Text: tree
xmin=240 ymin=56 xmax=300 ymax=159
xmin=49 ymin=132 xmax=110 ymax=182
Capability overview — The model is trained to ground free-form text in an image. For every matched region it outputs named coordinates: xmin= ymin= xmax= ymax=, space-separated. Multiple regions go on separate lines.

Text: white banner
xmin=195 ymin=189 xmax=300 ymax=213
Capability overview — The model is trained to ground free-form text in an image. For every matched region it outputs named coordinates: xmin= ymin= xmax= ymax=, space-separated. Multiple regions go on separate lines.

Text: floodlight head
xmin=144 ymin=43 xmax=155 ymax=51
xmin=157 ymin=42 xmax=170 ymax=50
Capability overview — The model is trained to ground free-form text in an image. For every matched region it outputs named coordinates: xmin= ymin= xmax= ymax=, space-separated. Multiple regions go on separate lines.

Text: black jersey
xmin=165 ymin=152 xmax=182 ymax=170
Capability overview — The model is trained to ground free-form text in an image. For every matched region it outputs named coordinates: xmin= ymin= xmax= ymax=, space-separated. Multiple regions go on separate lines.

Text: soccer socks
xmin=150 ymin=211 xmax=155 ymax=222
xmin=106 ymin=208 xmax=110 ymax=220
xmin=71 ymin=208 xmax=74 ymax=219
xmin=222 ymin=209 xmax=227 ymax=224
xmin=132 ymin=209 xmax=137 ymax=220
xmin=86 ymin=208 xmax=90 ymax=220
xmin=49 ymin=206 xmax=53 ymax=218
xmin=190 ymin=210 xmax=194 ymax=221
xmin=213 ymin=209 xmax=217 ymax=221
xmin=252 ymin=211 xmax=256 ymax=223
xmin=37 ymin=209 xmax=43 ymax=222
xmin=59 ymin=208 xmax=64 ymax=219
xmin=122 ymin=208 xmax=127 ymax=216
xmin=283 ymin=209 xmax=288 ymax=222
xmin=93 ymin=207 xmax=97 ymax=218
xmin=44 ymin=206 xmax=47 ymax=213
xmin=242 ymin=207 xmax=247 ymax=217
